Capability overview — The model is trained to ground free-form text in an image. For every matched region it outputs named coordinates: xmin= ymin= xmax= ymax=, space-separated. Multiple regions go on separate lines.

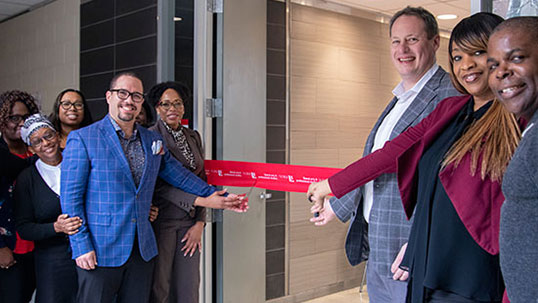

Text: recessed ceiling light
xmin=437 ymin=14 xmax=457 ymax=20
xmin=174 ymin=17 xmax=182 ymax=21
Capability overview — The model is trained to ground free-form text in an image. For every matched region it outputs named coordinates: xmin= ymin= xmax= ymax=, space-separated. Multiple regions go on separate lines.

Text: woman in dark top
xmin=147 ymin=82 xmax=208 ymax=303
xmin=14 ymin=114 xmax=82 ymax=303
xmin=48 ymin=89 xmax=92 ymax=149
xmin=308 ymin=14 xmax=521 ymax=302
xmin=0 ymin=90 xmax=39 ymax=303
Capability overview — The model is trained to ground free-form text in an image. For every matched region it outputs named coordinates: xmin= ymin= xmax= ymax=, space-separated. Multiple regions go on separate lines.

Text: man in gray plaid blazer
xmin=310 ymin=7 xmax=459 ymax=302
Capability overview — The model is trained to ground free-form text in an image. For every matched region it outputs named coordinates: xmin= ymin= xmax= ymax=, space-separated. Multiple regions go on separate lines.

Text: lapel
xmin=99 ymin=116 xmax=136 ymax=189
xmin=364 ymin=96 xmax=398 ymax=156
xmin=390 ymin=67 xmax=445 ymax=139
xmin=137 ymin=125 xmax=154 ymax=192
xmin=156 ymin=120 xmax=189 ymax=165
xmin=182 ymin=128 xmax=205 ymax=176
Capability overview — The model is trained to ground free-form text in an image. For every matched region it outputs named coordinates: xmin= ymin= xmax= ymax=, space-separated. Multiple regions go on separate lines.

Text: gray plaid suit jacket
xmin=329 ymin=66 xmax=459 ymax=278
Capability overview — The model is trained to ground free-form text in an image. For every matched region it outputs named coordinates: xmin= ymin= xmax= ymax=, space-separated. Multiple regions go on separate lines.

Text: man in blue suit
xmin=60 ymin=72 xmax=244 ymax=303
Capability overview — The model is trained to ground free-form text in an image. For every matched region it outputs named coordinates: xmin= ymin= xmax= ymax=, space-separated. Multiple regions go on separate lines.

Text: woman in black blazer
xmin=14 ymin=114 xmax=82 ymax=303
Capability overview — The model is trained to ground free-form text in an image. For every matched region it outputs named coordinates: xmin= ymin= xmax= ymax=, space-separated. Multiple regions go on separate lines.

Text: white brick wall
xmin=0 ymin=0 xmax=80 ymax=114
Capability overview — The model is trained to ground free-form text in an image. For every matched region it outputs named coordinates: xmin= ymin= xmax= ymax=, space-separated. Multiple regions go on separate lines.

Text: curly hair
xmin=0 ymin=90 xmax=40 ymax=131
xmin=48 ymin=88 xmax=93 ymax=132
xmin=147 ymin=81 xmax=191 ymax=108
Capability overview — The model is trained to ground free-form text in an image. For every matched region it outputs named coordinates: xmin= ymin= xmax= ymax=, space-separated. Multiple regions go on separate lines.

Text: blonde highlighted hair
xmin=443 ymin=13 xmax=521 ymax=181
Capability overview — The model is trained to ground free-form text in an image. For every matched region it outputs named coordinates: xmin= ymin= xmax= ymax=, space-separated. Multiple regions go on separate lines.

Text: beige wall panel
xmin=291 ymin=20 xmax=318 ymax=42
xmin=315 ymin=79 xmax=363 ymax=116
xmin=438 ymin=37 xmax=451 ymax=71
xmin=291 ymin=131 xmax=317 ymax=149
xmin=291 ymin=4 xmax=340 ymax=26
xmin=316 ymin=131 xmax=362 ymax=149
xmin=289 ymin=191 xmax=314 ymax=223
xmin=290 ymin=237 xmax=316 ymax=259
xmin=289 ymin=250 xmax=340 ymax=294
xmin=0 ymin=0 xmax=80 ymax=113
xmin=291 ymin=76 xmax=317 ymax=113
xmin=338 ymin=48 xmax=380 ymax=83
xmin=291 ymin=39 xmax=340 ymax=79
xmin=339 ymin=148 xmax=363 ymax=167
xmin=290 ymin=148 xmax=340 ymax=167
xmin=380 ymin=51 xmax=402 ymax=87
xmin=338 ymin=116 xmax=377 ymax=134
xmin=291 ymin=112 xmax=340 ymax=131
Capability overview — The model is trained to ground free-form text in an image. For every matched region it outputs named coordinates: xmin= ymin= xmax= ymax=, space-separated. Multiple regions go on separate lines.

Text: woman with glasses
xmin=14 ymin=114 xmax=82 ymax=303
xmin=147 ymin=82 xmax=207 ymax=303
xmin=0 ymin=90 xmax=39 ymax=303
xmin=49 ymin=89 xmax=92 ymax=149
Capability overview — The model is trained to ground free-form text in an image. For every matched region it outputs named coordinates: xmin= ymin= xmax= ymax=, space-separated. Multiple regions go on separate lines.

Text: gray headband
xmin=20 ymin=113 xmax=55 ymax=145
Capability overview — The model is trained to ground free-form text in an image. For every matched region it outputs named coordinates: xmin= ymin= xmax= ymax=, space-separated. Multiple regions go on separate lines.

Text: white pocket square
xmin=151 ymin=140 xmax=164 ymax=155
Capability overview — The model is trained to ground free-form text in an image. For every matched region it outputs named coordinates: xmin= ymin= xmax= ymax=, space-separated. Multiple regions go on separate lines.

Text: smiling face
xmin=390 ymin=15 xmax=439 ymax=89
xmin=155 ymin=88 xmax=184 ymax=130
xmin=59 ymin=91 xmax=85 ymax=128
xmin=451 ymin=42 xmax=493 ymax=104
xmin=28 ymin=127 xmax=61 ymax=165
xmin=106 ymin=75 xmax=144 ymax=124
xmin=488 ymin=28 xmax=538 ymax=119
xmin=2 ymin=101 xmax=30 ymax=141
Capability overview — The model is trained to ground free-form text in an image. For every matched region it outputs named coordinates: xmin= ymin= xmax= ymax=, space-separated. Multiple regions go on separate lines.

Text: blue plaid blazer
xmin=60 ymin=115 xmax=215 ymax=267
xmin=329 ymin=67 xmax=460 ymax=277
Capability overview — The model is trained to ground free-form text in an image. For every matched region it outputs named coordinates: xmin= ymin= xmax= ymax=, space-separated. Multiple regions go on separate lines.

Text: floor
xmin=304 ymin=287 xmax=369 ymax=303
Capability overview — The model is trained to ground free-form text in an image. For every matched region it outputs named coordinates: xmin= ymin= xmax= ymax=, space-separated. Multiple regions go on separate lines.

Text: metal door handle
xmin=259 ymin=192 xmax=272 ymax=200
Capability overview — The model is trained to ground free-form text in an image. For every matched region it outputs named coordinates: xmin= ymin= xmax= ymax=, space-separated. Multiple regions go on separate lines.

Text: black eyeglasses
xmin=158 ymin=101 xmax=184 ymax=110
xmin=60 ymin=101 xmax=84 ymax=110
xmin=30 ymin=130 xmax=56 ymax=148
xmin=7 ymin=114 xmax=30 ymax=124
xmin=109 ymin=89 xmax=145 ymax=103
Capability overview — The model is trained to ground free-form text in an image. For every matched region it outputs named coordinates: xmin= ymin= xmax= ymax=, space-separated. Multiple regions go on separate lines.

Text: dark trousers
xmin=0 ymin=252 xmax=36 ymax=303
xmin=426 ymin=289 xmax=502 ymax=303
xmin=151 ymin=220 xmax=201 ymax=303
xmin=34 ymin=243 xmax=77 ymax=303
xmin=76 ymin=240 xmax=155 ymax=303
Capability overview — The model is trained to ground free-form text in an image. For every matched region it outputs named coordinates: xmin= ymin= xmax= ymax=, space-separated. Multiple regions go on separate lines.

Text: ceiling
xmin=0 ymin=0 xmax=51 ymax=22
xmin=302 ymin=0 xmax=470 ymax=31
xmin=1 ymin=0 xmax=470 ymax=30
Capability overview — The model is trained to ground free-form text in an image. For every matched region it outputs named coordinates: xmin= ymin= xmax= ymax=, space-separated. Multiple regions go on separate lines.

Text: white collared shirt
xmin=362 ymin=64 xmax=439 ymax=222
xmin=35 ymin=159 xmax=61 ymax=196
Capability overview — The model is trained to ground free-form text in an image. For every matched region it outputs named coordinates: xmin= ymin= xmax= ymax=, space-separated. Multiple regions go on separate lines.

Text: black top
xmin=402 ymin=98 xmax=503 ymax=302
xmin=0 ymin=138 xmax=34 ymax=250
xmin=13 ymin=164 xmax=70 ymax=250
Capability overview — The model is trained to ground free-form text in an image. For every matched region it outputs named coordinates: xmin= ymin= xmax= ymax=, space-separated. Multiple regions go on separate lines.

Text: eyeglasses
xmin=7 ymin=114 xmax=30 ymax=124
xmin=109 ymin=89 xmax=145 ymax=103
xmin=60 ymin=101 xmax=84 ymax=110
xmin=30 ymin=130 xmax=56 ymax=148
xmin=158 ymin=101 xmax=184 ymax=110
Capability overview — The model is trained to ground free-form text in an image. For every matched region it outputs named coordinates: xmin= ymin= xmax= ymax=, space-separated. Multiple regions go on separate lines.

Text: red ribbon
xmin=204 ymin=160 xmax=342 ymax=193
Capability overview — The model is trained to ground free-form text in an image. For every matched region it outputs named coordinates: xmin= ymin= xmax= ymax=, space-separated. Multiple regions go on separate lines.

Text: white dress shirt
xmin=362 ymin=64 xmax=439 ymax=222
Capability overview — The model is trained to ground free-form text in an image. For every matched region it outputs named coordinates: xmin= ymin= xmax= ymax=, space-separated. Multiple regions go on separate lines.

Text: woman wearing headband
xmin=14 ymin=114 xmax=82 ymax=303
